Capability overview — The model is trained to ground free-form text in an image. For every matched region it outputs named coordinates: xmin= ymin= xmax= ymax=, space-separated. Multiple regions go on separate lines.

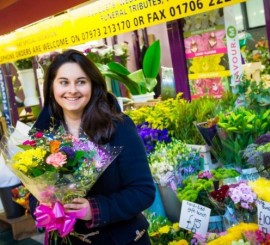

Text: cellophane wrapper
xmin=0 ymin=128 xmax=122 ymax=205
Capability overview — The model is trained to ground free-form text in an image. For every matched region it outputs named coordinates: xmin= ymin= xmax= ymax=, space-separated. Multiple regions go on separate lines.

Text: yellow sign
xmin=0 ymin=0 xmax=246 ymax=64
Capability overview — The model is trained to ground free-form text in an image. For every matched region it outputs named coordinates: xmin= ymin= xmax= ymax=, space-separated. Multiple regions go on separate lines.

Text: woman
xmin=30 ymin=49 xmax=155 ymax=244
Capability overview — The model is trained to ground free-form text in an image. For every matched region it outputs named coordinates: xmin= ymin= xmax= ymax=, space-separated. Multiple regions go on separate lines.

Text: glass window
xmin=246 ymin=0 xmax=265 ymax=28
xmin=233 ymin=3 xmax=244 ymax=31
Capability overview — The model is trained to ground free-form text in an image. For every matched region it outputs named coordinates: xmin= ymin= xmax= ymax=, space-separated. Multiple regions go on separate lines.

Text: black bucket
xmin=0 ymin=183 xmax=25 ymax=219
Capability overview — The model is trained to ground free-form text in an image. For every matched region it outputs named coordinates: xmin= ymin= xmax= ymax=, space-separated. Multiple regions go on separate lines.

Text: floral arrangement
xmin=225 ymin=182 xmax=257 ymax=224
xmin=11 ymin=184 xmax=30 ymax=211
xmin=136 ymin=122 xmax=171 ymax=154
xmin=211 ymin=107 xmax=270 ymax=168
xmin=243 ymin=133 xmax=270 ymax=177
xmin=2 ymin=126 xmax=122 ymax=241
xmin=176 ymin=175 xmax=214 ymax=202
xmin=207 ymin=223 xmax=259 ymax=245
xmin=148 ymin=138 xmax=200 ymax=188
xmin=5 ymin=126 xmax=122 ymax=204
xmin=126 ymin=93 xmax=220 ymax=144
xmin=145 ymin=213 xmax=196 ymax=245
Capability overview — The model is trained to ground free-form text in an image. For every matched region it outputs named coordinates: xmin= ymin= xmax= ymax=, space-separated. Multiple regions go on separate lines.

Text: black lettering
xmin=138 ymin=16 xmax=144 ymax=25
xmin=209 ymin=0 xmax=215 ymax=6
xmin=217 ymin=0 xmax=222 ymax=4
xmin=159 ymin=10 xmax=166 ymax=19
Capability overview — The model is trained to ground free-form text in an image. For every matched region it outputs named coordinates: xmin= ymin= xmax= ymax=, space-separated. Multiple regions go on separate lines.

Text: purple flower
xmin=255 ymin=134 xmax=270 ymax=145
xmin=136 ymin=123 xmax=171 ymax=154
xmin=60 ymin=146 xmax=75 ymax=158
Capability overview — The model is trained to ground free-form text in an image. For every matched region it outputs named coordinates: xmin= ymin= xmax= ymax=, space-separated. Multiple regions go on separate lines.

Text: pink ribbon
xmin=34 ymin=201 xmax=87 ymax=245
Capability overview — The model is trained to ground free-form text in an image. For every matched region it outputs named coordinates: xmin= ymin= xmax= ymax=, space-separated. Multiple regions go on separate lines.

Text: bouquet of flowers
xmin=1 ymin=126 xmax=122 ymax=240
xmin=225 ymin=182 xmax=257 ymax=225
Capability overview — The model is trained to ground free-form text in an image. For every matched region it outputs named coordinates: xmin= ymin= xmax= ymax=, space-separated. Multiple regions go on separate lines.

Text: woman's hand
xmin=64 ymin=197 xmax=92 ymax=221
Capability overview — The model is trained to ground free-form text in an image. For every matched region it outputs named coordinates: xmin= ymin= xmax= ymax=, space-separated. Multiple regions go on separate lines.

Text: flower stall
xmin=125 ymin=74 xmax=270 ymax=244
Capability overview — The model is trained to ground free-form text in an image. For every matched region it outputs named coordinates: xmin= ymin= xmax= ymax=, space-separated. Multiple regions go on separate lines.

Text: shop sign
xmin=0 ymin=68 xmax=12 ymax=127
xmin=0 ymin=0 xmax=246 ymax=64
xmin=224 ymin=6 xmax=243 ymax=88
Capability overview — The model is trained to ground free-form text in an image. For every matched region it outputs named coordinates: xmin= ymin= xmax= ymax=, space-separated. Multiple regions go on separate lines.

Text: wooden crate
xmin=0 ymin=212 xmax=38 ymax=240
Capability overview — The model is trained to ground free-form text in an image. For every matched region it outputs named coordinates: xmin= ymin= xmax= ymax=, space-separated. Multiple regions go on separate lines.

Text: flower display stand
xmin=0 ymin=212 xmax=37 ymax=240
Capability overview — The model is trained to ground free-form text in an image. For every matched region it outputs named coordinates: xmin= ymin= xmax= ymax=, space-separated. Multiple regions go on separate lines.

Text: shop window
xmin=232 ymin=0 xmax=266 ymax=31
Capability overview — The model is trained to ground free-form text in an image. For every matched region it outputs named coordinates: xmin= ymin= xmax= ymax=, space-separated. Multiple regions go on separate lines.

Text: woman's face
xmin=53 ymin=62 xmax=92 ymax=118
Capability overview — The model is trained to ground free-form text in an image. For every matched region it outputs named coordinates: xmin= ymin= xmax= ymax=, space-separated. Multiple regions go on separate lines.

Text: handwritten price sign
xmin=257 ymin=199 xmax=270 ymax=234
xmin=179 ymin=200 xmax=211 ymax=236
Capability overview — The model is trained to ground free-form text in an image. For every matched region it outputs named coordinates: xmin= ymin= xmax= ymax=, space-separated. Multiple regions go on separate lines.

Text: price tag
xmin=179 ymin=200 xmax=211 ymax=236
xmin=257 ymin=199 xmax=270 ymax=234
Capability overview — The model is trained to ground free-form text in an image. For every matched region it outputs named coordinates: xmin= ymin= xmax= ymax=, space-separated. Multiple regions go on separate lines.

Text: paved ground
xmin=0 ymin=228 xmax=42 ymax=245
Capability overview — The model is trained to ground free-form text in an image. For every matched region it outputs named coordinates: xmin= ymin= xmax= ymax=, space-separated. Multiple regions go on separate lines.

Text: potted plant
xmin=97 ymin=40 xmax=161 ymax=102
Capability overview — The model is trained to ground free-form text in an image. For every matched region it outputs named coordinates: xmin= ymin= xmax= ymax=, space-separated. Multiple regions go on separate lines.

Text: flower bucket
xmin=0 ymin=183 xmax=25 ymax=219
xmin=147 ymin=183 xmax=166 ymax=217
xmin=17 ymin=69 xmax=39 ymax=107
xmin=241 ymin=167 xmax=260 ymax=181
xmin=158 ymin=185 xmax=181 ymax=222
xmin=208 ymin=215 xmax=225 ymax=233
xmin=131 ymin=92 xmax=155 ymax=103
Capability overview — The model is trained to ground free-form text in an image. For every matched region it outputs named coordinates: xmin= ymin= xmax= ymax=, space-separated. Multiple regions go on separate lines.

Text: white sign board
xmin=179 ymin=200 xmax=211 ymax=236
xmin=257 ymin=199 xmax=270 ymax=234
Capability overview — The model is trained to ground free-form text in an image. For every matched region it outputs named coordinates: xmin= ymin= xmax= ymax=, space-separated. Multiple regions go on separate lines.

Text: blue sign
xmin=0 ymin=67 xmax=12 ymax=127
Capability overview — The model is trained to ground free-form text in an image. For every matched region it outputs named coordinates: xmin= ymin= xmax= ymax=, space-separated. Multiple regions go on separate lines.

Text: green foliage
xmin=99 ymin=40 xmax=161 ymax=95
xmin=176 ymin=175 xmax=214 ymax=202
xmin=144 ymin=212 xmax=195 ymax=245
xmin=212 ymin=107 xmax=270 ymax=168
xmin=14 ymin=58 xmax=33 ymax=70
xmin=126 ymin=93 xmax=219 ymax=144
xmin=234 ymin=77 xmax=270 ymax=110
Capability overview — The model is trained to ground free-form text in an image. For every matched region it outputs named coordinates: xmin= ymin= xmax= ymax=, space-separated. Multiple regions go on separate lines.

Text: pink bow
xmin=34 ymin=201 xmax=87 ymax=245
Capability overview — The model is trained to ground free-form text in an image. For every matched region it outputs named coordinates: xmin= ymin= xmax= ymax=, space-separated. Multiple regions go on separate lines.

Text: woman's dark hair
xmin=43 ymin=49 xmax=122 ymax=144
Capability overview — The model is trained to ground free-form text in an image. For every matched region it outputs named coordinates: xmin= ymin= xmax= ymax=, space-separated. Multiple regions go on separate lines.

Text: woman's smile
xmin=53 ymin=62 xmax=92 ymax=117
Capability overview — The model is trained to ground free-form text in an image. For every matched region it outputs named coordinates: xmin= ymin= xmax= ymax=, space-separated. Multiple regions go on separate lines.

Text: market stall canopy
xmin=0 ymin=0 xmax=90 ymax=36
xmin=0 ymin=0 xmax=246 ymax=64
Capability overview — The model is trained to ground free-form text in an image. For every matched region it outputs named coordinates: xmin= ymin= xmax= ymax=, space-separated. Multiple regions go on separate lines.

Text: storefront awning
xmin=0 ymin=0 xmax=89 ymax=36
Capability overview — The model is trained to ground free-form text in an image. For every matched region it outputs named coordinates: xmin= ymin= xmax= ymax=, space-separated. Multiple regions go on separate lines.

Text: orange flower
xmin=50 ymin=140 xmax=61 ymax=153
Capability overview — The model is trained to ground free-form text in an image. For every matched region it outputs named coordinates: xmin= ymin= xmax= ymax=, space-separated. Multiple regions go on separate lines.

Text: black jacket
xmin=29 ymin=107 xmax=155 ymax=244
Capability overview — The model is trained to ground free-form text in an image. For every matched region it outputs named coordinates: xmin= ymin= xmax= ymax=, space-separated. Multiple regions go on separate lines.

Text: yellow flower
xmin=159 ymin=225 xmax=170 ymax=234
xmin=169 ymin=240 xmax=188 ymax=245
xmin=207 ymin=223 xmax=258 ymax=245
xmin=172 ymin=223 xmax=180 ymax=231
xmin=12 ymin=148 xmax=47 ymax=171
xmin=249 ymin=178 xmax=270 ymax=202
